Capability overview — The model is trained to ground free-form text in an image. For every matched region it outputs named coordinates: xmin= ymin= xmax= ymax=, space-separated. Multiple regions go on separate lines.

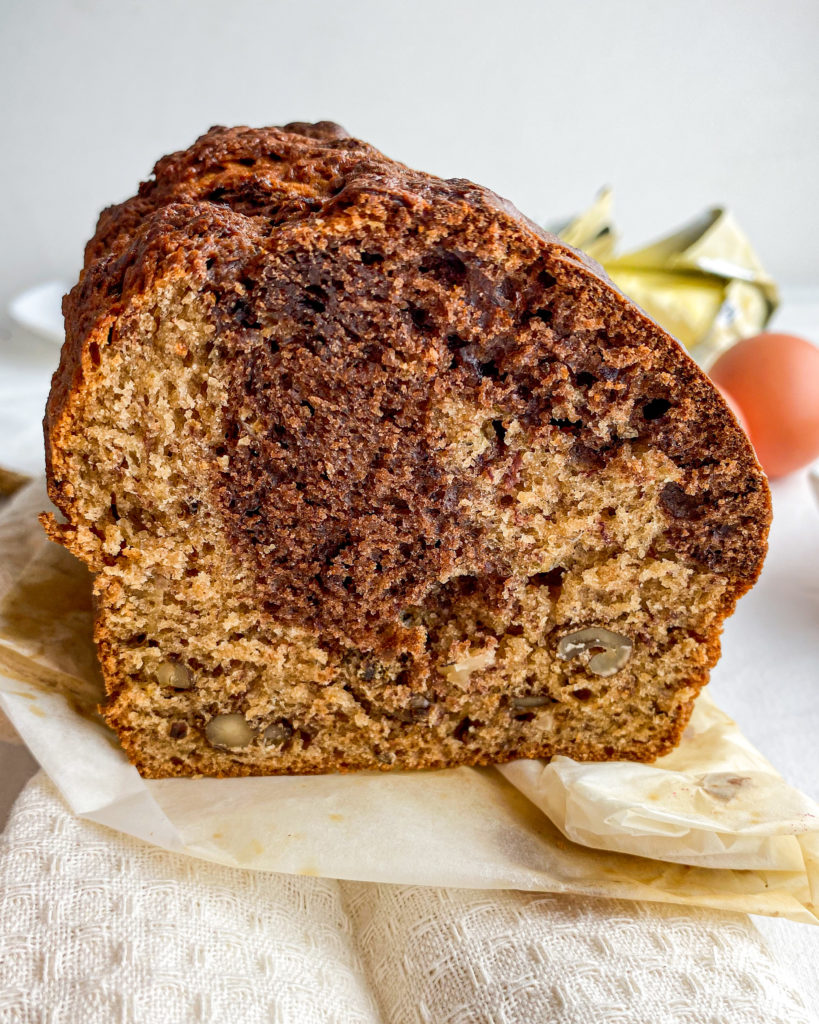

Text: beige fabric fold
xmin=0 ymin=773 xmax=813 ymax=1024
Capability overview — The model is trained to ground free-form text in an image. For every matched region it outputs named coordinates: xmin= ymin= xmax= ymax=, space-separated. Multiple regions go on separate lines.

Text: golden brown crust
xmin=44 ymin=123 xmax=771 ymax=778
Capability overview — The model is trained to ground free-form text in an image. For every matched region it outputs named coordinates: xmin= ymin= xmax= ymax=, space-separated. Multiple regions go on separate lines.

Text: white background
xmin=1 ymin=0 xmax=818 ymax=320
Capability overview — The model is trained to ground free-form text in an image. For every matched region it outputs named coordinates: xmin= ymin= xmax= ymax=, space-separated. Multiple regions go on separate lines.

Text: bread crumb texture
xmin=43 ymin=123 xmax=771 ymax=777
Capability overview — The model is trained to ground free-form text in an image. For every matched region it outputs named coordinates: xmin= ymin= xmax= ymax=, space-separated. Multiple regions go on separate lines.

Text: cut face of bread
xmin=43 ymin=123 xmax=771 ymax=777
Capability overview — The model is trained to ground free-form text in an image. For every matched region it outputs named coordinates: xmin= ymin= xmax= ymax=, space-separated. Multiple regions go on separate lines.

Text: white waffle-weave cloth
xmin=0 ymin=772 xmax=814 ymax=1024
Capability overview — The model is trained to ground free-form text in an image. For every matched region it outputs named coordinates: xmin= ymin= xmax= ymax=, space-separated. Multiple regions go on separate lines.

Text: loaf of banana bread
xmin=43 ymin=122 xmax=771 ymax=777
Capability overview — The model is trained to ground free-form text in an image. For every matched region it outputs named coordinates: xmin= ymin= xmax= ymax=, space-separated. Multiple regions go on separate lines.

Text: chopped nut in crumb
xmin=556 ymin=627 xmax=632 ymax=677
xmin=205 ymin=713 xmax=256 ymax=748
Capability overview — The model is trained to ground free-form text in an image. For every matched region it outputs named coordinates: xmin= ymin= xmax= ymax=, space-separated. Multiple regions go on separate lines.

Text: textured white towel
xmin=0 ymin=773 xmax=813 ymax=1024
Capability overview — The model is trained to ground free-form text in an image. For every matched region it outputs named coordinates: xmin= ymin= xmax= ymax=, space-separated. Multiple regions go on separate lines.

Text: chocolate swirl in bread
xmin=43 ymin=123 xmax=770 ymax=777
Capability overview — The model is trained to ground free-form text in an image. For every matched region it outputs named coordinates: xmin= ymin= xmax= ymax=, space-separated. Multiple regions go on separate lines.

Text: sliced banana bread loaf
xmin=43 ymin=122 xmax=771 ymax=777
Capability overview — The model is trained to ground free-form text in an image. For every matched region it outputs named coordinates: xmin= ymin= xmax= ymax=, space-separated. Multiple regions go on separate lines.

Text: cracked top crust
xmin=48 ymin=122 xmax=596 ymax=456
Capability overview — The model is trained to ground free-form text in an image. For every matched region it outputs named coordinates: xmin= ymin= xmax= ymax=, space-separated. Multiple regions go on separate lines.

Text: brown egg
xmin=710 ymin=332 xmax=819 ymax=479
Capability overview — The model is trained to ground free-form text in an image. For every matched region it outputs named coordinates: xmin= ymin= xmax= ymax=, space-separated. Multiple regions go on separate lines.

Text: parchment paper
xmin=1 ymin=479 xmax=817 ymax=923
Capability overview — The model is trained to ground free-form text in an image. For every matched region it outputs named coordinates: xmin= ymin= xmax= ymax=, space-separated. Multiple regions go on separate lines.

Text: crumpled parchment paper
xmin=1 ymin=479 xmax=817 ymax=923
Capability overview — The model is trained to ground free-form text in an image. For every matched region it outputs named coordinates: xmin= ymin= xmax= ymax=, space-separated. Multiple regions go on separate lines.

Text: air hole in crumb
xmin=479 ymin=359 xmax=501 ymax=380
xmin=529 ymin=567 xmax=565 ymax=588
xmin=507 ymin=624 xmax=525 ymax=637
xmin=572 ymin=688 xmax=593 ymax=701
xmin=408 ymin=305 xmax=433 ymax=331
xmin=237 ymin=157 xmax=256 ymax=167
xmin=457 ymin=576 xmax=478 ymax=597
xmin=420 ymin=250 xmax=467 ymax=285
xmin=514 ymin=712 xmax=536 ymax=723
xmin=642 ymin=398 xmax=671 ymax=420
xmin=89 ymin=342 xmax=101 ymax=367
xmin=499 ymin=494 xmax=515 ymax=508
xmin=576 ymin=371 xmax=597 ymax=388
xmin=492 ymin=420 xmax=506 ymax=445
xmin=549 ymin=417 xmax=582 ymax=431
xmin=361 ymin=252 xmax=383 ymax=265
xmin=538 ymin=270 xmax=557 ymax=288
xmin=453 ymin=717 xmax=475 ymax=741
xmin=533 ymin=308 xmax=553 ymax=324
